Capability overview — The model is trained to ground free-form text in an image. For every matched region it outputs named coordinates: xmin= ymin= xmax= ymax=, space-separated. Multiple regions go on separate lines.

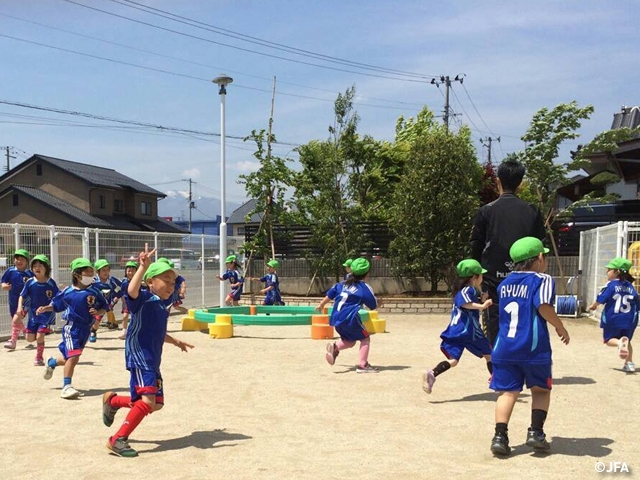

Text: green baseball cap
xmin=70 ymin=258 xmax=93 ymax=271
xmin=14 ymin=249 xmax=30 ymax=260
xmin=31 ymin=254 xmax=50 ymax=266
xmin=158 ymin=257 xmax=175 ymax=268
xmin=606 ymin=257 xmax=633 ymax=272
xmin=225 ymin=255 xmax=237 ymax=263
xmin=267 ymin=260 xmax=279 ymax=268
xmin=350 ymin=257 xmax=370 ymax=276
xmin=94 ymin=259 xmax=110 ymax=271
xmin=509 ymin=237 xmax=550 ymax=263
xmin=456 ymin=259 xmax=487 ymax=278
xmin=342 ymin=259 xmax=353 ymax=267
xmin=125 ymin=261 xmax=139 ymax=268
xmin=143 ymin=261 xmax=178 ymax=281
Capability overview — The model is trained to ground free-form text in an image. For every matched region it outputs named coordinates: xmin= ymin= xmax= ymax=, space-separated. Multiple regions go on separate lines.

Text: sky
xmin=0 ymin=0 xmax=638 ymax=220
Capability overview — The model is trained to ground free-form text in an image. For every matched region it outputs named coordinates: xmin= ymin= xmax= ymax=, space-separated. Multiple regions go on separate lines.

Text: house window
xmin=36 ymin=164 xmax=42 ymax=176
xmin=238 ymin=226 xmax=246 ymax=235
xmin=141 ymin=201 xmax=152 ymax=216
xmin=99 ymin=195 xmax=106 ymax=209
xmin=114 ymin=199 xmax=123 ymax=212
xmin=12 ymin=194 xmax=18 ymax=206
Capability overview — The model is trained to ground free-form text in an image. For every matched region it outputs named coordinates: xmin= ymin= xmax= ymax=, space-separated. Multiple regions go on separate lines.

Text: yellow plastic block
xmin=372 ymin=318 xmax=386 ymax=333
xmin=311 ymin=323 xmax=334 ymax=339
xmin=369 ymin=310 xmax=379 ymax=320
xmin=209 ymin=323 xmax=233 ymax=339
xmin=188 ymin=308 xmax=197 ymax=318
xmin=216 ymin=314 xmax=233 ymax=324
xmin=363 ymin=319 xmax=376 ymax=335
xmin=181 ymin=317 xmax=207 ymax=331
xmin=311 ymin=314 xmax=329 ymax=325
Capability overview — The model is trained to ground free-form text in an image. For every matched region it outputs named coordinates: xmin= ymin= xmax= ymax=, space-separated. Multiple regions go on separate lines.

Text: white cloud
xmin=182 ymin=167 xmax=201 ymax=178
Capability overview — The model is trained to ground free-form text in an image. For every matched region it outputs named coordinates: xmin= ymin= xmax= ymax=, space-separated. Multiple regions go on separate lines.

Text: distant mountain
xmin=158 ymin=191 xmax=243 ymax=222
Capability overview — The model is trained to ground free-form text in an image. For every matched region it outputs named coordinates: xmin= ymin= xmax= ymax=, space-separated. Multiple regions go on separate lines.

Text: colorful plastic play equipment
xmin=180 ymin=305 xmax=387 ymax=339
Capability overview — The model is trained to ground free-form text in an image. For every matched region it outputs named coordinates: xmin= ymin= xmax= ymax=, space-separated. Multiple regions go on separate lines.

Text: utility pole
xmin=430 ymin=75 xmax=464 ymax=131
xmin=188 ymin=178 xmax=194 ymax=233
xmin=4 ymin=146 xmax=16 ymax=172
xmin=481 ymin=136 xmax=501 ymax=163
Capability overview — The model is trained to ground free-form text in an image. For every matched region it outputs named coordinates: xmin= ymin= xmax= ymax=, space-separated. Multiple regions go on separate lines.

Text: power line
xmin=461 ymin=83 xmax=497 ymax=138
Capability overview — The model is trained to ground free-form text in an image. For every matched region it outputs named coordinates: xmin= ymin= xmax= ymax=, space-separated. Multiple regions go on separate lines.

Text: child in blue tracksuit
xmin=38 ymin=258 xmax=109 ymax=400
xmin=217 ymin=255 xmax=244 ymax=306
xmin=588 ymin=257 xmax=639 ymax=373
xmin=489 ymin=237 xmax=570 ymax=456
xmin=316 ymin=258 xmax=378 ymax=373
xmin=422 ymin=259 xmax=493 ymax=394
xmin=18 ymin=254 xmax=58 ymax=365
xmin=259 ymin=260 xmax=283 ymax=306
xmin=2 ymin=249 xmax=34 ymax=350
xmin=102 ymin=245 xmax=193 ymax=458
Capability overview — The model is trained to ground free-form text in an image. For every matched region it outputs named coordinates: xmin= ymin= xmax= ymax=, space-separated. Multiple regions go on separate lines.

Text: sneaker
xmin=60 ymin=384 xmax=81 ymax=400
xmin=356 ymin=362 xmax=379 ymax=373
xmin=25 ymin=343 xmax=36 ymax=350
xmin=89 ymin=331 xmax=97 ymax=343
xmin=43 ymin=358 xmax=56 ymax=380
xmin=325 ymin=342 xmax=338 ymax=366
xmin=102 ymin=391 xmax=119 ymax=427
xmin=3 ymin=339 xmax=16 ymax=350
xmin=34 ymin=358 xmax=44 ymax=366
xmin=106 ymin=437 xmax=138 ymax=458
xmin=618 ymin=336 xmax=629 ymax=359
xmin=526 ymin=428 xmax=551 ymax=450
xmin=622 ymin=362 xmax=636 ymax=373
xmin=490 ymin=433 xmax=511 ymax=456
xmin=422 ymin=370 xmax=436 ymax=394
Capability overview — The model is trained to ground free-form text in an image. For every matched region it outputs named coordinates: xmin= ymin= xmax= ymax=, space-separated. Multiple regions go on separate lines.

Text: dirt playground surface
xmin=0 ymin=313 xmax=637 ymax=480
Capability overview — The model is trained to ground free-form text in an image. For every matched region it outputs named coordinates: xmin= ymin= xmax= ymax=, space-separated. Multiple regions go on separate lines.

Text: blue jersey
xmin=94 ymin=276 xmax=122 ymax=306
xmin=20 ymin=277 xmax=59 ymax=325
xmin=441 ymin=286 xmax=485 ymax=343
xmin=492 ymin=272 xmax=555 ymax=365
xmin=2 ymin=267 xmax=34 ymax=312
xmin=51 ymin=285 xmax=109 ymax=330
xmin=259 ymin=273 xmax=282 ymax=304
xmin=125 ymin=288 xmax=169 ymax=372
xmin=596 ymin=279 xmax=639 ymax=330
xmin=221 ymin=269 xmax=244 ymax=294
xmin=326 ymin=280 xmax=377 ymax=327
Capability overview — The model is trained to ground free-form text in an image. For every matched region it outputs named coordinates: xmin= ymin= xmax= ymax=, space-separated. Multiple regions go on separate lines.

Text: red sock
xmin=111 ymin=400 xmax=152 ymax=442
xmin=110 ymin=395 xmax=133 ymax=409
xmin=36 ymin=343 xmax=45 ymax=358
xmin=10 ymin=325 xmax=20 ymax=342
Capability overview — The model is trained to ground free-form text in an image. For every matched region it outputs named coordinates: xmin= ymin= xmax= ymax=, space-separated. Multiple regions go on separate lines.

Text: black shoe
xmin=490 ymin=433 xmax=511 ymax=456
xmin=526 ymin=428 xmax=550 ymax=450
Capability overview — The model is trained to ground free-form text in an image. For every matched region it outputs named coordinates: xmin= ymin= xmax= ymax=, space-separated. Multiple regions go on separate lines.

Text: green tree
xmin=388 ymin=108 xmax=482 ymax=292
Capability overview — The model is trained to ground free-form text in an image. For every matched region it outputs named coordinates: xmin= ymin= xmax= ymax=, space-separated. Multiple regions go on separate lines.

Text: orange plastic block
xmin=311 ymin=324 xmax=334 ymax=340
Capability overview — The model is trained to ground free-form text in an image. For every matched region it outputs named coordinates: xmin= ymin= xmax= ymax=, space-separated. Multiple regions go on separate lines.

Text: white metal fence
xmin=0 ymin=223 xmax=244 ymax=336
xmin=579 ymin=221 xmax=640 ymax=320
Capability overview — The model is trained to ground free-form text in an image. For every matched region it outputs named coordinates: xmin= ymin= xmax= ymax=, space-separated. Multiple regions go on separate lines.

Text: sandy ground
xmin=0 ymin=313 xmax=637 ymax=480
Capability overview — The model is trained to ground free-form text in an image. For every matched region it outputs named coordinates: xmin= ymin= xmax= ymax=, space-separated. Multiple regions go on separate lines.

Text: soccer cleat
xmin=618 ymin=336 xmax=629 ymax=359
xmin=106 ymin=437 xmax=138 ymax=458
xmin=422 ymin=370 xmax=436 ymax=394
xmin=325 ymin=342 xmax=338 ymax=366
xmin=622 ymin=362 xmax=636 ymax=373
xmin=102 ymin=391 xmax=119 ymax=427
xmin=356 ymin=362 xmax=379 ymax=373
xmin=60 ymin=384 xmax=81 ymax=400
xmin=89 ymin=331 xmax=97 ymax=343
xmin=490 ymin=433 xmax=511 ymax=455
xmin=3 ymin=339 xmax=16 ymax=350
xmin=526 ymin=428 xmax=551 ymax=450
xmin=43 ymin=358 xmax=56 ymax=380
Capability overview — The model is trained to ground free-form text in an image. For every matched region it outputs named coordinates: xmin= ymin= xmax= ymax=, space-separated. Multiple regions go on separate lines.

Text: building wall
xmin=0 ymin=192 xmax=82 ymax=227
xmin=89 ymin=188 xmax=115 ymax=216
xmin=131 ymin=193 xmax=158 ymax=220
xmin=607 ymin=180 xmax=638 ymax=200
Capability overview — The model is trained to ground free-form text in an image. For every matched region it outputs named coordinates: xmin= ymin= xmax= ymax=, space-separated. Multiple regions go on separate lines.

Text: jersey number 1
xmin=504 ymin=301 xmax=519 ymax=338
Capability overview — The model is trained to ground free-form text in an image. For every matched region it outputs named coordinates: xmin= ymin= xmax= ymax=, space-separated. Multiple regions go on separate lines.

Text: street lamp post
xmin=212 ymin=74 xmax=233 ymax=307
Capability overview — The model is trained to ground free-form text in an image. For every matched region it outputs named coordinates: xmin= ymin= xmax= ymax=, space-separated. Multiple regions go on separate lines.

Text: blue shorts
xmin=25 ymin=317 xmax=52 ymax=334
xmin=263 ymin=293 xmax=283 ymax=306
xmin=130 ymin=368 xmax=164 ymax=404
xmin=490 ymin=362 xmax=552 ymax=392
xmin=335 ymin=317 xmax=369 ymax=343
xmin=229 ymin=289 xmax=242 ymax=301
xmin=440 ymin=337 xmax=492 ymax=361
xmin=602 ymin=327 xmax=635 ymax=343
xmin=58 ymin=325 xmax=90 ymax=359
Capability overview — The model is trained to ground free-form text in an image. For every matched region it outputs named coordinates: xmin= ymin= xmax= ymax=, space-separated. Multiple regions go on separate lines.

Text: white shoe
xmin=623 ymin=362 xmax=636 ymax=373
xmin=43 ymin=358 xmax=55 ymax=380
xmin=422 ymin=370 xmax=436 ymax=394
xmin=60 ymin=384 xmax=81 ymax=399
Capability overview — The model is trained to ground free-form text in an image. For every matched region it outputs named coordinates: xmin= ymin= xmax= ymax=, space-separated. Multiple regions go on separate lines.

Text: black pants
xmin=482 ymin=277 xmax=500 ymax=346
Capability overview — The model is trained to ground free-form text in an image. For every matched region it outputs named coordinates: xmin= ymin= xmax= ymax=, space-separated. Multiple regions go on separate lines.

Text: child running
xmin=217 ymin=255 xmax=244 ymax=306
xmin=489 ymin=237 xmax=570 ymax=456
xmin=117 ymin=261 xmax=138 ymax=339
xmin=90 ymin=259 xmax=122 ymax=342
xmin=102 ymin=245 xmax=194 ymax=458
xmin=423 ymin=259 xmax=493 ymax=394
xmin=18 ymin=254 xmax=59 ymax=365
xmin=38 ymin=258 xmax=109 ymax=399
xmin=315 ymin=257 xmax=378 ymax=373
xmin=588 ymin=257 xmax=639 ymax=373
xmin=2 ymin=249 xmax=34 ymax=350
xmin=258 ymin=260 xmax=283 ymax=306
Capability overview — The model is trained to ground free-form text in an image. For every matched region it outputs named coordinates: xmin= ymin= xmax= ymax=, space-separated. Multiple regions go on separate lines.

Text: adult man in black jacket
xmin=470 ymin=159 xmax=546 ymax=345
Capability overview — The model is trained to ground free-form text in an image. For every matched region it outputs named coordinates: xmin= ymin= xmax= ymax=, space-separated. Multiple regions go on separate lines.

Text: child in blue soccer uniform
xmin=2 ymin=249 xmax=34 ymax=350
xmin=489 ymin=237 xmax=570 ymax=456
xmin=343 ymin=259 xmax=353 ymax=280
xmin=117 ymin=261 xmax=138 ymax=339
xmin=316 ymin=258 xmax=379 ymax=373
xmin=102 ymin=245 xmax=193 ymax=458
xmin=588 ymin=257 xmax=639 ymax=373
xmin=217 ymin=255 xmax=244 ymax=306
xmin=38 ymin=258 xmax=109 ymax=399
xmin=423 ymin=259 xmax=493 ymax=394
xmin=90 ymin=259 xmax=122 ymax=342
xmin=258 ymin=260 xmax=284 ymax=306
xmin=18 ymin=255 xmax=58 ymax=365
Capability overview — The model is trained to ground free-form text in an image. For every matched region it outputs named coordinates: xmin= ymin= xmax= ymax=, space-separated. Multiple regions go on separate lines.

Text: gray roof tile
xmin=227 ymin=199 xmax=263 ymax=224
